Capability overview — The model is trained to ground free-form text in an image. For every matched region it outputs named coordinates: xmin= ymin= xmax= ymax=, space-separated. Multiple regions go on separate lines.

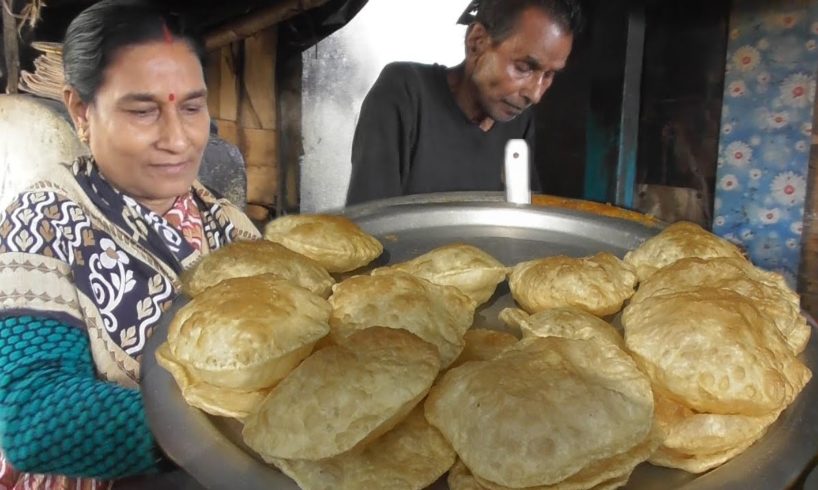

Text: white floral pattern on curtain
xmin=715 ymin=0 xmax=818 ymax=287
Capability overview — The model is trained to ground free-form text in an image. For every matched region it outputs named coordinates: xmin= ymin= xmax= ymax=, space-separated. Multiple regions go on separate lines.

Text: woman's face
xmin=67 ymin=40 xmax=210 ymax=214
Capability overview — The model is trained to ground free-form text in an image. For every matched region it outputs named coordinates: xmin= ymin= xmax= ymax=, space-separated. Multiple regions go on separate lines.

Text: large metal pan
xmin=140 ymin=193 xmax=818 ymax=490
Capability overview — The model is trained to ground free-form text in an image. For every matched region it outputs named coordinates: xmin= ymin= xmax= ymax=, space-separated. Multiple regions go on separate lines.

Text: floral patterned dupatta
xmin=71 ymin=155 xmax=228 ymax=274
xmin=0 ymin=155 xmax=260 ymax=490
xmin=0 ymin=156 xmax=259 ymax=387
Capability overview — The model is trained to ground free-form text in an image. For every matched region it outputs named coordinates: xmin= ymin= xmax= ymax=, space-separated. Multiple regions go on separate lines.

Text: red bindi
xmin=162 ymin=23 xmax=173 ymax=44
xmin=168 ymin=93 xmax=176 ymax=102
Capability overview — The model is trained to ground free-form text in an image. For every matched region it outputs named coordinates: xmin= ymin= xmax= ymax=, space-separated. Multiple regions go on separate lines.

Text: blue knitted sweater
xmin=0 ymin=315 xmax=160 ymax=479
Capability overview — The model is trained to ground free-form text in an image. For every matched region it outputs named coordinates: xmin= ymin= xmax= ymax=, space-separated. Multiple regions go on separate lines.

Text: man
xmin=345 ymin=0 xmax=581 ymax=205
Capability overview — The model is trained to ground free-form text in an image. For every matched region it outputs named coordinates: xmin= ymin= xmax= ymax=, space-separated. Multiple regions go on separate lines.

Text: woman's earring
xmin=77 ymin=125 xmax=90 ymax=145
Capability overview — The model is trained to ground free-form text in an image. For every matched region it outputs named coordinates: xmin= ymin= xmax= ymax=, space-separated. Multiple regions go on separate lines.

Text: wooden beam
xmin=241 ymin=27 xmax=278 ymax=130
xmin=204 ymin=0 xmax=330 ymax=51
xmin=218 ymin=45 xmax=240 ymax=122
xmin=277 ymin=53 xmax=304 ymax=214
xmin=2 ymin=0 xmax=20 ymax=94
xmin=205 ymin=49 xmax=222 ymax=117
xmin=242 ymin=126 xmax=278 ymax=200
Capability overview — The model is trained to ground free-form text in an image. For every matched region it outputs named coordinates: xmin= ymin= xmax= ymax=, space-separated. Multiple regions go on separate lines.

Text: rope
xmin=2 ymin=0 xmax=45 ymax=33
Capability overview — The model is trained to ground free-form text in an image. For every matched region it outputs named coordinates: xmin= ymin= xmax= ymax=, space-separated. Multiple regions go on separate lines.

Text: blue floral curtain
xmin=715 ymin=0 xmax=818 ymax=288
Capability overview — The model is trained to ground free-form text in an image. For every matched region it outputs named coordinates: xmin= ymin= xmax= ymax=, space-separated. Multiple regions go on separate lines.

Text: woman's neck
xmin=137 ymin=196 xmax=177 ymax=215
xmin=91 ymin=157 xmax=179 ymax=215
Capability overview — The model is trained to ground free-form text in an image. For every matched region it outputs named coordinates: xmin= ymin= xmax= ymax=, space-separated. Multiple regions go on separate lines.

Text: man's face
xmin=467 ymin=7 xmax=574 ymax=122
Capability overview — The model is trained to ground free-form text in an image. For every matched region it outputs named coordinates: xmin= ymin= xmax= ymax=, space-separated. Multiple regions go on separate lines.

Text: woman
xmin=0 ymin=1 xmax=259 ymax=488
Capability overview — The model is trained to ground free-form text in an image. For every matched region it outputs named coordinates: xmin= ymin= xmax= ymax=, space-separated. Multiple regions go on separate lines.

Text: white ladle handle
xmin=504 ymin=139 xmax=531 ymax=204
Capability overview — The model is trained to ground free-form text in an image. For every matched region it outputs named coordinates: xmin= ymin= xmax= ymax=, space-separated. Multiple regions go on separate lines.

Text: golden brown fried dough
xmin=649 ymin=439 xmax=764 ymax=475
xmin=448 ymin=460 xmax=488 ymax=490
xmin=371 ymin=243 xmax=507 ymax=306
xmin=623 ymin=288 xmax=811 ymax=416
xmin=156 ymin=343 xmax=269 ymax=418
xmin=242 ymin=327 xmax=440 ymax=461
xmin=425 ymin=336 xmax=654 ymax=488
xmin=182 ymin=239 xmax=334 ymax=298
xmin=469 ymin=426 xmax=660 ymax=489
xmin=509 ymin=253 xmax=637 ymax=316
xmin=166 ymin=275 xmax=331 ymax=391
xmin=623 ymin=221 xmax=746 ymax=282
xmin=329 ymin=272 xmax=476 ymax=367
xmin=270 ymin=406 xmax=456 ymax=490
xmin=501 ymin=307 xmax=624 ymax=349
xmin=450 ymin=458 xmax=633 ymax=490
xmin=448 ymin=329 xmax=519 ymax=369
xmin=263 ymin=214 xmax=383 ymax=273
xmin=631 ymin=257 xmax=809 ymax=354
xmin=649 ymin=391 xmax=778 ymax=473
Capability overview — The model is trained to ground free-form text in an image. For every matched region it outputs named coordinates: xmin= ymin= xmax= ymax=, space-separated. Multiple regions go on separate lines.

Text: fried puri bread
xmin=165 ymin=274 xmax=331 ymax=391
xmin=501 ymin=307 xmax=625 ymax=349
xmin=448 ymin=329 xmax=519 ymax=370
xmin=449 ymin=459 xmax=632 ymax=490
xmin=448 ymin=460 xmax=486 ymax=490
xmin=182 ymin=239 xmax=335 ymax=298
xmin=623 ymin=288 xmax=812 ymax=416
xmin=269 ymin=406 xmax=455 ymax=490
xmin=631 ymin=257 xmax=809 ymax=355
xmin=623 ymin=221 xmax=746 ymax=282
xmin=242 ymin=327 xmax=440 ymax=461
xmin=425 ymin=336 xmax=654 ymax=488
xmin=263 ymin=214 xmax=383 ymax=273
xmin=649 ymin=437 xmax=767 ymax=474
xmin=371 ymin=243 xmax=507 ymax=306
xmin=458 ymin=427 xmax=662 ymax=490
xmin=508 ymin=252 xmax=637 ymax=317
xmin=543 ymin=426 xmax=659 ymax=490
xmin=156 ymin=343 xmax=269 ymax=418
xmin=650 ymin=391 xmax=778 ymax=473
xmin=329 ymin=272 xmax=477 ymax=368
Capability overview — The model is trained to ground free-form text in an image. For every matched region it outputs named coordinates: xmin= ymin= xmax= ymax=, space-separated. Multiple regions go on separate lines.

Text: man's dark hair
xmin=458 ymin=0 xmax=583 ymax=40
xmin=63 ymin=0 xmax=205 ymax=103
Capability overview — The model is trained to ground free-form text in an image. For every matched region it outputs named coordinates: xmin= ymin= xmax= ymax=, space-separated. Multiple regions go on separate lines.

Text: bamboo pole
xmin=2 ymin=0 xmax=20 ymax=94
xmin=801 ymin=142 xmax=818 ymax=317
xmin=801 ymin=86 xmax=818 ymax=317
xmin=204 ymin=0 xmax=329 ymax=51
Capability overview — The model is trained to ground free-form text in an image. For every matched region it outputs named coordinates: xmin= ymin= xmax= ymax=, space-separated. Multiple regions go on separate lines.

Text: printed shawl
xmin=0 ymin=156 xmax=260 ymax=387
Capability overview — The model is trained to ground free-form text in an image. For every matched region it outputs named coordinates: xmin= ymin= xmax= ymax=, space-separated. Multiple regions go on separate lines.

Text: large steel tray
xmin=140 ymin=193 xmax=818 ymax=490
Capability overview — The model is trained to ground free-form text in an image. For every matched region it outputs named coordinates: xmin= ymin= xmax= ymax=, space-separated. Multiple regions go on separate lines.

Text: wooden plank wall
xmin=205 ymin=26 xmax=280 ymax=222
